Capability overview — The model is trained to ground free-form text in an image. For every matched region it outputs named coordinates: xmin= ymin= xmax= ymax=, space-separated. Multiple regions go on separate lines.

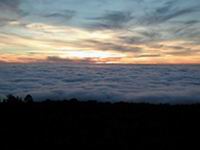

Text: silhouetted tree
xmin=6 ymin=94 xmax=22 ymax=103
xmin=24 ymin=95 xmax=33 ymax=103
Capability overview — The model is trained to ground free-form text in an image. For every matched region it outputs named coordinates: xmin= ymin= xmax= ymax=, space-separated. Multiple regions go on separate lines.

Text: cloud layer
xmin=0 ymin=0 xmax=200 ymax=64
xmin=0 ymin=63 xmax=200 ymax=104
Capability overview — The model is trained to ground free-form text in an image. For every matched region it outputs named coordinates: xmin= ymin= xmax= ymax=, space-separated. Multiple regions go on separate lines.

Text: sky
xmin=0 ymin=0 xmax=200 ymax=64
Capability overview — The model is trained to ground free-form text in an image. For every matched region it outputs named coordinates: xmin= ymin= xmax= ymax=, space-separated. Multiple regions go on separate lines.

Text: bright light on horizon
xmin=59 ymin=49 xmax=127 ymax=59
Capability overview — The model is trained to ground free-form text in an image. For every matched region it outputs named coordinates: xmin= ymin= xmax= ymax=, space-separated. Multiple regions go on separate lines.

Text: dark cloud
xmin=0 ymin=18 xmax=15 ymax=26
xmin=83 ymin=39 xmax=142 ymax=53
xmin=166 ymin=51 xmax=193 ymax=56
xmin=44 ymin=10 xmax=76 ymax=21
xmin=0 ymin=0 xmax=20 ymax=10
xmin=149 ymin=44 xmax=191 ymax=51
xmin=149 ymin=45 xmax=199 ymax=56
xmin=169 ymin=20 xmax=200 ymax=36
xmin=173 ymin=25 xmax=200 ymax=42
xmin=155 ymin=0 xmax=176 ymax=14
xmin=165 ymin=49 xmax=196 ymax=56
xmin=167 ymin=20 xmax=200 ymax=28
xmin=136 ymin=54 xmax=161 ymax=58
xmin=89 ymin=11 xmax=133 ymax=29
xmin=139 ymin=30 xmax=161 ymax=39
xmin=47 ymin=56 xmax=95 ymax=64
xmin=143 ymin=43 xmax=200 ymax=57
xmin=184 ymin=20 xmax=199 ymax=25
xmin=0 ymin=0 xmax=27 ymax=26
xmin=118 ymin=36 xmax=144 ymax=44
xmin=118 ymin=32 xmax=161 ymax=45
xmin=0 ymin=0 xmax=26 ymax=17
xmin=167 ymin=46 xmax=189 ymax=50
xmin=142 ymin=1 xmax=200 ymax=25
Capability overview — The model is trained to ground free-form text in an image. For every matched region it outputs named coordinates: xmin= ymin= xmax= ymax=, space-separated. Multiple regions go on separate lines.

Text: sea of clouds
xmin=0 ymin=63 xmax=200 ymax=104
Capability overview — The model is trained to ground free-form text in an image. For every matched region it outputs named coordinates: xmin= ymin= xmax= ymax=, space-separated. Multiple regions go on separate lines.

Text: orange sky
xmin=0 ymin=25 xmax=199 ymax=64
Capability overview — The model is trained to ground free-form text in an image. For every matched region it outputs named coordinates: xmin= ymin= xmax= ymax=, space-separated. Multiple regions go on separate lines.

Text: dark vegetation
xmin=0 ymin=95 xmax=200 ymax=149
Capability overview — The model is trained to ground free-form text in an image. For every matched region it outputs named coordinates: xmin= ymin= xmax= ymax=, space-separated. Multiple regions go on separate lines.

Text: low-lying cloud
xmin=0 ymin=63 xmax=200 ymax=104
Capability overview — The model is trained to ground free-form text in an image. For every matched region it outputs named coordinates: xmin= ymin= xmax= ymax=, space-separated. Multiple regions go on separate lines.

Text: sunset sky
xmin=0 ymin=0 xmax=200 ymax=64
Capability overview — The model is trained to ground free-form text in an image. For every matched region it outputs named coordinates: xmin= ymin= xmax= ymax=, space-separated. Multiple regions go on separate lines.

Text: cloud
xmin=88 ymin=11 xmax=133 ymax=29
xmin=0 ymin=0 xmax=27 ymax=26
xmin=118 ymin=35 xmax=144 ymax=44
xmin=153 ymin=45 xmax=199 ymax=56
xmin=165 ymin=49 xmax=195 ymax=56
xmin=82 ymin=39 xmax=142 ymax=53
xmin=42 ymin=10 xmax=76 ymax=25
xmin=0 ymin=18 xmax=14 ymax=27
xmin=0 ymin=0 xmax=20 ymax=11
xmin=139 ymin=30 xmax=161 ymax=39
xmin=119 ymin=30 xmax=163 ymax=45
xmin=184 ymin=20 xmax=200 ymax=25
xmin=46 ymin=56 xmax=95 ymax=64
xmin=1 ymin=0 xmax=200 ymax=64
xmin=135 ymin=54 xmax=161 ymax=58
xmin=0 ymin=63 xmax=200 ymax=104
xmin=141 ymin=1 xmax=200 ymax=25
xmin=44 ymin=10 xmax=76 ymax=20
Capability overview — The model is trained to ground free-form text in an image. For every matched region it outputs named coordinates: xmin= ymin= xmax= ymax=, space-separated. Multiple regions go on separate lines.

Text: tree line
xmin=1 ymin=94 xmax=33 ymax=103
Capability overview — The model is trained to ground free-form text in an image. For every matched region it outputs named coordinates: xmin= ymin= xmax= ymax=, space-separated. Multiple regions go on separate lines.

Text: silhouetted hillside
xmin=0 ymin=95 xmax=200 ymax=149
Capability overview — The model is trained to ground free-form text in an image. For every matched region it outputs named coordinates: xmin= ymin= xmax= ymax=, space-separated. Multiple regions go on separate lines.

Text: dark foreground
xmin=1 ymin=100 xmax=200 ymax=149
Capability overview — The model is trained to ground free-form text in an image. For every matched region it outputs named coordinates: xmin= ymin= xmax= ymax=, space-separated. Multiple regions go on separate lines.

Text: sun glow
xmin=59 ymin=49 xmax=127 ymax=59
